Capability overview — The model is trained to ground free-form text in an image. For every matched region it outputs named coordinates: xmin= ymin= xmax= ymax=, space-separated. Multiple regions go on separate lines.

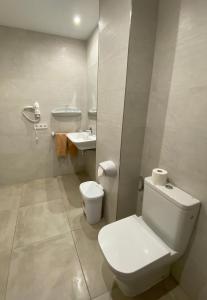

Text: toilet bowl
xmin=80 ymin=181 xmax=104 ymax=224
xmin=98 ymin=177 xmax=200 ymax=297
xmin=99 ymin=215 xmax=175 ymax=296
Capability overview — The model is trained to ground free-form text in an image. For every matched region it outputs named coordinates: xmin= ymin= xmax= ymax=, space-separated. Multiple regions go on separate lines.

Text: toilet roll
xmin=98 ymin=166 xmax=104 ymax=177
xmin=152 ymin=168 xmax=168 ymax=186
xmin=97 ymin=161 xmax=117 ymax=177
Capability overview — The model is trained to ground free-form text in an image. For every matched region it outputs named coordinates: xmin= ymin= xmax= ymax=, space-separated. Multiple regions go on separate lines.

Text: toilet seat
xmin=98 ymin=215 xmax=171 ymax=276
xmin=80 ymin=181 xmax=104 ymax=200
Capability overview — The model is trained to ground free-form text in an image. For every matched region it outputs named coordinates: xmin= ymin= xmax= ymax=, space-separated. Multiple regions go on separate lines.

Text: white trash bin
xmin=79 ymin=181 xmax=104 ymax=225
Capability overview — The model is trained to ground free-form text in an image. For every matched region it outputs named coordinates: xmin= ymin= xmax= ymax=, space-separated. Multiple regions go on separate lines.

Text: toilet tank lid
xmin=79 ymin=181 xmax=104 ymax=199
xmin=145 ymin=177 xmax=200 ymax=210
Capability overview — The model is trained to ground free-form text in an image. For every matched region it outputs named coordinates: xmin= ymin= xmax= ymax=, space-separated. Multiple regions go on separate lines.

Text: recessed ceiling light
xmin=73 ymin=15 xmax=81 ymax=25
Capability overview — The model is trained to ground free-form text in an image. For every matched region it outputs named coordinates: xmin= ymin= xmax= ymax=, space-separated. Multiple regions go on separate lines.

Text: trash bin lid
xmin=80 ymin=181 xmax=104 ymax=200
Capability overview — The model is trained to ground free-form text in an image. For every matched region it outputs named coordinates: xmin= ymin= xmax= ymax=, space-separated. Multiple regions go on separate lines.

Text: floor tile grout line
xmin=57 ymin=176 xmax=84 ymax=231
xmin=19 ymin=197 xmax=64 ymax=209
xmin=61 ymin=188 xmax=92 ymax=299
xmin=71 ymin=226 xmax=114 ymax=300
xmin=3 ymin=175 xmax=92 ymax=299
xmin=2 ymin=237 xmax=15 ymax=300
xmin=3 ymin=187 xmax=23 ymax=300
xmin=71 ymin=229 xmax=92 ymax=300
xmin=12 ymin=230 xmax=71 ymax=251
xmin=19 ymin=197 xmax=63 ymax=209
xmin=20 ymin=176 xmax=64 ymax=208
xmin=90 ymin=290 xmax=110 ymax=300
xmin=58 ymin=179 xmax=74 ymax=230
xmin=58 ymin=176 xmax=92 ymax=299
xmin=61 ymin=181 xmax=110 ymax=300
xmin=13 ymin=182 xmax=71 ymax=250
xmin=3 ymin=178 xmax=71 ymax=300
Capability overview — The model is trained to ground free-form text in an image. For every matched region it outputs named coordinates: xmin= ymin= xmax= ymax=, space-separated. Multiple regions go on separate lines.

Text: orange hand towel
xmin=67 ymin=138 xmax=78 ymax=157
xmin=55 ymin=133 xmax=68 ymax=157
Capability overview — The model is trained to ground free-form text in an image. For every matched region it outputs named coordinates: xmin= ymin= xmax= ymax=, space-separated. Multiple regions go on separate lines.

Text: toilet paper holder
xmin=98 ymin=160 xmax=117 ymax=177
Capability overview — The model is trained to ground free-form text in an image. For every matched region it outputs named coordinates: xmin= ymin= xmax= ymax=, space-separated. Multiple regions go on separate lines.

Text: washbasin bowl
xmin=66 ymin=132 xmax=96 ymax=150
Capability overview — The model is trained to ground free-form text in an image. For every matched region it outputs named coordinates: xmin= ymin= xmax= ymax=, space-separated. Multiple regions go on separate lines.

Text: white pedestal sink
xmin=66 ymin=132 xmax=96 ymax=150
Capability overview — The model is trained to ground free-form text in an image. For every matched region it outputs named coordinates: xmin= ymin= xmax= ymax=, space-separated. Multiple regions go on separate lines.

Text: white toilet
xmin=80 ymin=181 xmax=104 ymax=224
xmin=98 ymin=177 xmax=200 ymax=297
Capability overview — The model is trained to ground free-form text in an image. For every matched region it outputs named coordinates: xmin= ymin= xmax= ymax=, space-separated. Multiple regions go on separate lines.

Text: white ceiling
xmin=0 ymin=0 xmax=99 ymax=40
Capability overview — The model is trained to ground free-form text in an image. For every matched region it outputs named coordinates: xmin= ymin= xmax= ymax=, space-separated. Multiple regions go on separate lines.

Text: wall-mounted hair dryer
xmin=22 ymin=102 xmax=41 ymax=123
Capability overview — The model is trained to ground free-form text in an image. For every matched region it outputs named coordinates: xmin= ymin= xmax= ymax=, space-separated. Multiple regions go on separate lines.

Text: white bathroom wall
xmin=141 ymin=0 xmax=181 ymax=179
xmin=85 ymin=27 xmax=99 ymax=180
xmin=96 ymin=0 xmax=131 ymax=223
xmin=141 ymin=0 xmax=207 ymax=299
xmin=117 ymin=0 xmax=158 ymax=219
xmin=0 ymin=26 xmax=87 ymax=185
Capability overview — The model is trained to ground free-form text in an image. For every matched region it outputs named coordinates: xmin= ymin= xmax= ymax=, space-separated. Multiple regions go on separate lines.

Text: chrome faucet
xmin=85 ymin=127 xmax=93 ymax=135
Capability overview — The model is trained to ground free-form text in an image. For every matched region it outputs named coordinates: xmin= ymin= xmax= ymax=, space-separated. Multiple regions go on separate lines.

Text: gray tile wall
xmin=0 ymin=26 xmax=87 ymax=185
xmin=117 ymin=0 xmax=158 ymax=219
xmin=96 ymin=0 xmax=131 ymax=223
xmin=141 ymin=0 xmax=207 ymax=298
xmin=141 ymin=0 xmax=181 ymax=179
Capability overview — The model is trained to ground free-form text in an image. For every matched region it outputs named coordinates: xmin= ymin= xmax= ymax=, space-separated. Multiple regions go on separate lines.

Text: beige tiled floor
xmin=0 ymin=173 xmax=189 ymax=300
xmin=14 ymin=200 xmax=69 ymax=248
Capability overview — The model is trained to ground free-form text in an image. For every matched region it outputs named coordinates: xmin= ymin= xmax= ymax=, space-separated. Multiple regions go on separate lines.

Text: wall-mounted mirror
xmin=0 ymin=0 xmax=99 ymax=184
xmin=86 ymin=26 xmax=99 ymax=134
